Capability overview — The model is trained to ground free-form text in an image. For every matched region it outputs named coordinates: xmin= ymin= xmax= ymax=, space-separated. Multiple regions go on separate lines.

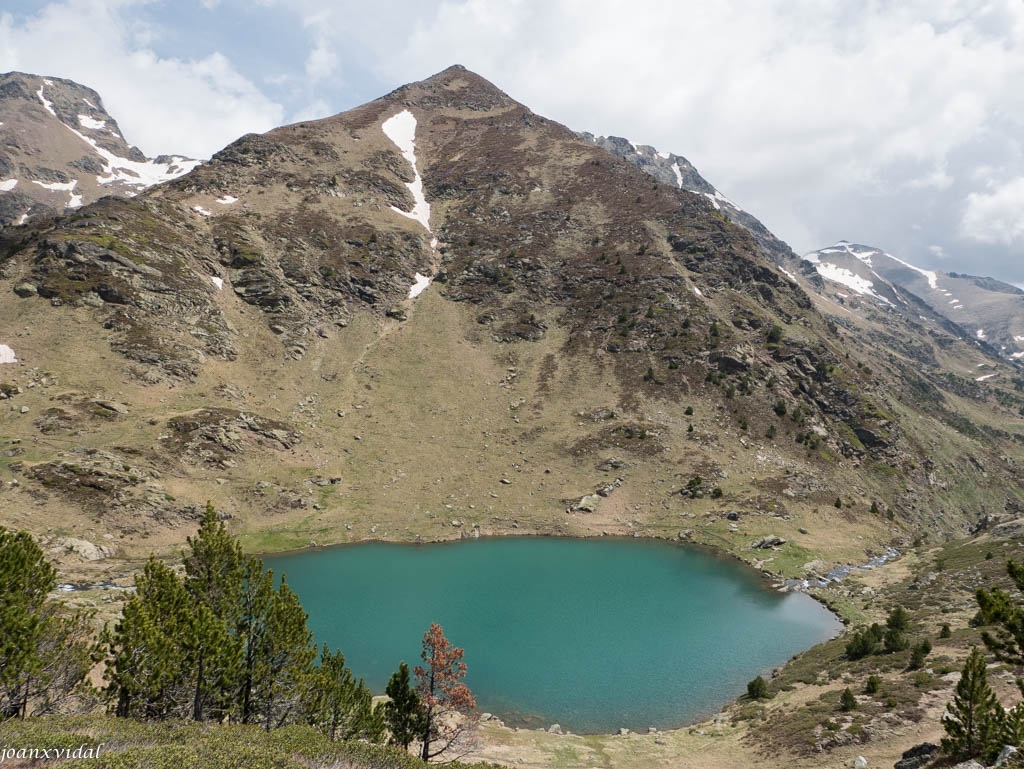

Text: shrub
xmin=839 ymin=688 xmax=857 ymax=712
xmin=846 ymin=624 xmax=884 ymax=660
xmin=747 ymin=675 xmax=769 ymax=700
xmin=908 ymin=639 xmax=932 ymax=670
xmin=865 ymin=675 xmax=882 ymax=695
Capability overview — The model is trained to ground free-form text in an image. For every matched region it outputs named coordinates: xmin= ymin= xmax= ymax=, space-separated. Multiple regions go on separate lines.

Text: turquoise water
xmin=264 ymin=537 xmax=839 ymax=733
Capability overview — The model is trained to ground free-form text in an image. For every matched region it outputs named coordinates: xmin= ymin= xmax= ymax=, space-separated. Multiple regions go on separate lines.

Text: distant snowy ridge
xmin=37 ymin=83 xmax=200 ymax=193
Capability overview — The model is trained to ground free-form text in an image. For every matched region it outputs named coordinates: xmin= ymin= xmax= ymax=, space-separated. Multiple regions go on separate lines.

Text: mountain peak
xmin=384 ymin=64 xmax=522 ymax=114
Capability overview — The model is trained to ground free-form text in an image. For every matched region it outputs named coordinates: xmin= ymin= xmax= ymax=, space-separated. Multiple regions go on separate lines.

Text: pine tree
xmin=183 ymin=503 xmax=245 ymax=722
xmin=884 ymin=605 xmax=910 ymax=653
xmin=108 ymin=557 xmax=193 ymax=719
xmin=415 ymin=623 xmax=478 ymax=761
xmin=908 ymin=639 xmax=932 ymax=670
xmin=237 ymin=557 xmax=275 ymax=724
xmin=988 ymin=701 xmax=1024 ymax=764
xmin=942 ymin=647 xmax=1000 ymax=760
xmin=0 ymin=528 xmax=95 ymax=720
xmin=252 ymin=577 xmax=316 ymax=730
xmin=304 ymin=645 xmax=384 ymax=742
xmin=839 ymin=687 xmax=857 ymax=711
xmin=384 ymin=662 xmax=425 ymax=751
xmin=0 ymin=528 xmax=56 ymax=719
xmin=977 ymin=560 xmax=1024 ymax=664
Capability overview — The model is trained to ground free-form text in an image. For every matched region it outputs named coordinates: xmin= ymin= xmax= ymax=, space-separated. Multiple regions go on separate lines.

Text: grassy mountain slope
xmin=0 ymin=65 xmax=1022 ymax=594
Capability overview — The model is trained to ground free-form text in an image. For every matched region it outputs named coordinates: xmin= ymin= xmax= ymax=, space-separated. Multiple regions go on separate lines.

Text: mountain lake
xmin=263 ymin=536 xmax=840 ymax=734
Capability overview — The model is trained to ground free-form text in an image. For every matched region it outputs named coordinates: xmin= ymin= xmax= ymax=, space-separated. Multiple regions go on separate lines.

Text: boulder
xmin=854 ymin=757 xmax=867 ymax=769
xmin=93 ymin=400 xmax=129 ymax=414
xmin=572 ymin=494 xmax=601 ymax=513
xmin=753 ymin=535 xmax=786 ymax=549
xmin=53 ymin=537 xmax=113 ymax=561
xmin=893 ymin=742 xmax=939 ymax=769
xmin=547 ymin=724 xmax=562 ymax=735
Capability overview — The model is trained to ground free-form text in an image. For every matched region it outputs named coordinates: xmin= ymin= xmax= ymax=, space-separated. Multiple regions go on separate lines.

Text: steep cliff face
xmin=1 ymin=66 xmax=1022 ymax=580
xmin=0 ymin=72 xmax=197 ymax=226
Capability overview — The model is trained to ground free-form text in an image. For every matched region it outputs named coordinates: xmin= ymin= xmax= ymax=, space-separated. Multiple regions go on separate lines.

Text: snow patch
xmin=78 ymin=114 xmax=107 ymax=131
xmin=712 ymin=190 xmax=736 ymax=208
xmin=780 ymin=267 xmax=797 ymax=282
xmin=0 ymin=344 xmax=16 ymax=364
xmin=1012 ymin=351 xmax=1024 ymax=359
xmin=210 ymin=276 xmax=223 ymax=290
xmin=976 ymin=329 xmax=987 ymax=340
xmin=15 ymin=214 xmax=28 ymax=226
xmin=82 ymin=98 xmax=97 ymax=109
xmin=32 ymin=179 xmax=77 ymax=191
xmin=885 ymin=252 xmax=939 ymax=289
xmin=0 ymin=179 xmax=17 ymax=191
xmin=671 ymin=162 xmax=683 ymax=189
xmin=37 ymin=84 xmax=56 ymax=116
xmin=216 ymin=195 xmax=238 ymax=205
xmin=408 ymin=273 xmax=431 ymax=299
xmin=692 ymin=285 xmax=703 ymax=297
xmin=814 ymin=262 xmax=891 ymax=304
xmin=193 ymin=205 xmax=212 ymax=217
xmin=381 ymin=110 xmax=431 ymax=232
xmin=703 ymin=192 xmax=721 ymax=210
xmin=1015 ymin=336 xmax=1024 ymax=342
xmin=33 ymin=178 xmax=82 ymax=207
xmin=976 ymin=373 xmax=997 ymax=381
xmin=657 ymin=151 xmax=670 ymax=160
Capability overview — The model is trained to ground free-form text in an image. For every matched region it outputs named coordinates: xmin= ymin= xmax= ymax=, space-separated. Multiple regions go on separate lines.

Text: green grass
xmin=0 ymin=715 xmax=501 ymax=769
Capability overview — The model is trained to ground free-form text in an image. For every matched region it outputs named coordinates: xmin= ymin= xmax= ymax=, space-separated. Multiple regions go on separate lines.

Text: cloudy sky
xmin=2 ymin=0 xmax=1022 ymax=283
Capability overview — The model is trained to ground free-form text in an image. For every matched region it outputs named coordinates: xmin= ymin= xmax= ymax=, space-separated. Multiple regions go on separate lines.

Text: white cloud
xmin=305 ymin=44 xmax=339 ymax=82
xmin=303 ymin=10 xmax=339 ymax=82
xmin=387 ymin=0 xmax=1024 ymax=275
xmin=0 ymin=0 xmax=284 ymax=158
xmin=960 ymin=177 xmax=1024 ymax=245
xmin=289 ymin=98 xmax=332 ymax=123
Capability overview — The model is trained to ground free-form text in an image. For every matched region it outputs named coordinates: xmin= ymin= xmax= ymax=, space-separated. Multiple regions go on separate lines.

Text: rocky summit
xmin=0 ymin=65 xmax=1022 ymax=591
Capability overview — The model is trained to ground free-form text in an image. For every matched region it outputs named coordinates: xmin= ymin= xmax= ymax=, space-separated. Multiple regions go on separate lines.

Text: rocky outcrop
xmin=168 ymin=408 xmax=300 ymax=468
